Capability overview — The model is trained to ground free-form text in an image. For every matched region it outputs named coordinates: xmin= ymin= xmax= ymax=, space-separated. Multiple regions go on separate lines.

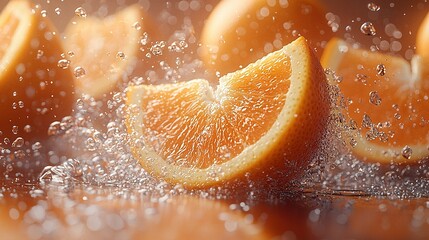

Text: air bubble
xmin=360 ymin=22 xmax=376 ymax=36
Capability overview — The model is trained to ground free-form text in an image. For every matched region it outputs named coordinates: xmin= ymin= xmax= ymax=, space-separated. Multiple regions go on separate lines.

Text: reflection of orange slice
xmin=126 ymin=37 xmax=329 ymax=189
xmin=322 ymin=38 xmax=429 ymax=163
xmin=63 ymin=4 xmax=153 ymax=100
xmin=201 ymin=0 xmax=332 ymax=76
xmin=0 ymin=0 xmax=74 ymax=142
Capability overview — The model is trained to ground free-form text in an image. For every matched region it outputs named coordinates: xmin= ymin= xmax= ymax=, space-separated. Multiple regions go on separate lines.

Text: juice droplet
xmin=369 ymin=91 xmax=382 ymax=105
xmin=367 ymin=3 xmax=380 ymax=12
xmin=360 ymin=22 xmax=376 ymax=36
xmin=376 ymin=64 xmax=386 ymax=76
xmin=402 ymin=145 xmax=412 ymax=159
xmin=73 ymin=66 xmax=86 ymax=78
xmin=74 ymin=7 xmax=87 ymax=18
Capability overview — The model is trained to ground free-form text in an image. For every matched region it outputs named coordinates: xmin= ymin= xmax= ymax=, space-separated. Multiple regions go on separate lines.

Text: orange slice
xmin=126 ymin=37 xmax=329 ymax=189
xmin=321 ymin=38 xmax=429 ymax=163
xmin=200 ymin=0 xmax=332 ymax=76
xmin=63 ymin=4 xmax=154 ymax=100
xmin=0 ymin=0 xmax=74 ymax=143
xmin=417 ymin=12 xmax=429 ymax=77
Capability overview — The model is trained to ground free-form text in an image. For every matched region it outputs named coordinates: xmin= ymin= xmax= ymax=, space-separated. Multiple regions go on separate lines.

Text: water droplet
xmin=345 ymin=25 xmax=352 ymax=32
xmin=116 ymin=52 xmax=126 ymax=60
xmin=394 ymin=113 xmax=401 ymax=120
xmin=12 ymin=137 xmax=25 ymax=148
xmin=73 ymin=66 xmax=86 ymax=78
xmin=133 ymin=22 xmax=141 ymax=30
xmin=57 ymin=59 xmax=70 ymax=69
xmin=48 ymin=121 xmax=61 ymax=136
xmin=60 ymin=116 xmax=74 ymax=131
xmin=140 ymin=32 xmax=149 ymax=46
xmin=12 ymin=126 xmax=19 ymax=134
xmin=369 ymin=91 xmax=382 ymax=105
xmin=54 ymin=7 xmax=61 ymax=15
xmin=366 ymin=126 xmax=379 ymax=141
xmin=362 ymin=114 xmax=373 ymax=128
xmin=376 ymin=64 xmax=386 ymax=76
xmin=67 ymin=51 xmax=75 ymax=57
xmin=350 ymin=138 xmax=357 ymax=147
xmin=41 ymin=10 xmax=47 ymax=17
xmin=32 ymin=142 xmax=42 ymax=151
xmin=86 ymin=138 xmax=97 ymax=151
xmin=367 ymin=3 xmax=380 ymax=11
xmin=168 ymin=40 xmax=188 ymax=52
xmin=355 ymin=74 xmax=368 ymax=84
xmin=74 ymin=7 xmax=87 ymax=18
xmin=36 ymin=50 xmax=44 ymax=59
xmin=150 ymin=41 xmax=166 ymax=56
xmin=360 ymin=22 xmax=376 ymax=36
xmin=402 ymin=145 xmax=412 ymax=159
xmin=23 ymin=125 xmax=32 ymax=133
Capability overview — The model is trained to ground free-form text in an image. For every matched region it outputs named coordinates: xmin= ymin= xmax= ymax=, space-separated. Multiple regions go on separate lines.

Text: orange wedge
xmin=63 ymin=4 xmax=154 ymax=100
xmin=200 ymin=0 xmax=332 ymax=76
xmin=322 ymin=38 xmax=429 ymax=163
xmin=0 ymin=0 xmax=74 ymax=143
xmin=126 ymin=37 xmax=329 ymax=189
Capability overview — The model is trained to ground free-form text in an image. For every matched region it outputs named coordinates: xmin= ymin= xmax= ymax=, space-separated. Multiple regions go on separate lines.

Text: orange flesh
xmin=139 ymin=52 xmax=291 ymax=168
xmin=337 ymin=49 xmax=429 ymax=147
xmin=0 ymin=15 xmax=18 ymax=58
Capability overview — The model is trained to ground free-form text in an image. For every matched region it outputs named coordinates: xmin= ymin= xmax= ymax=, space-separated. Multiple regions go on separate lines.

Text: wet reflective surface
xmin=2 ymin=178 xmax=429 ymax=239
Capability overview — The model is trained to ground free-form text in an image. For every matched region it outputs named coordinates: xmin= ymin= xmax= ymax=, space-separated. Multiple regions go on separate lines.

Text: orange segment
xmin=126 ymin=37 xmax=330 ymax=188
xmin=63 ymin=4 xmax=154 ymax=99
xmin=321 ymin=38 xmax=429 ymax=163
xmin=200 ymin=0 xmax=332 ymax=76
xmin=0 ymin=0 xmax=74 ymax=142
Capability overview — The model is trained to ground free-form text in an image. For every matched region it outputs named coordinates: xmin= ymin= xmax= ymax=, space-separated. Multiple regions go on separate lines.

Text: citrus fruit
xmin=0 ymin=0 xmax=74 ymax=143
xmin=200 ymin=0 xmax=333 ymax=76
xmin=321 ymin=37 xmax=429 ymax=163
xmin=126 ymin=37 xmax=329 ymax=189
xmin=417 ymin=11 xmax=429 ymax=76
xmin=63 ymin=4 xmax=155 ymax=100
